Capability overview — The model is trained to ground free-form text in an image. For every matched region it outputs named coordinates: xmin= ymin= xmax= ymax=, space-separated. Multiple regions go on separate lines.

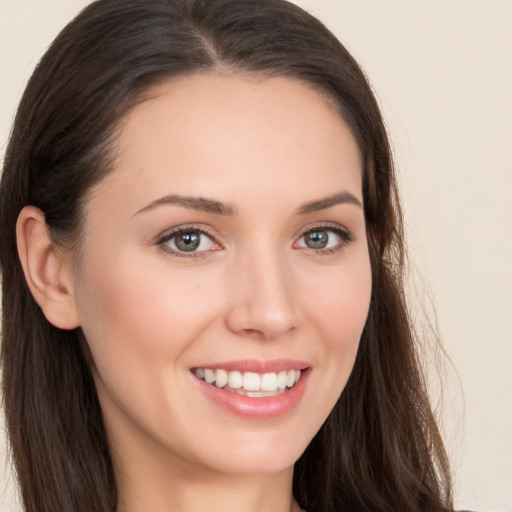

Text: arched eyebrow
xmin=296 ymin=191 xmax=362 ymax=214
xmin=134 ymin=195 xmax=237 ymax=216
xmin=134 ymin=190 xmax=362 ymax=217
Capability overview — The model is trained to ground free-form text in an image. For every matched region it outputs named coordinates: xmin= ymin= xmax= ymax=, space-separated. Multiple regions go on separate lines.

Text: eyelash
xmin=156 ymin=224 xmax=354 ymax=259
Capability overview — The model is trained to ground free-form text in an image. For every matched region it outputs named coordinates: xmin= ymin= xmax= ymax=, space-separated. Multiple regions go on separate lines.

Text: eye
xmin=158 ymin=227 xmax=220 ymax=256
xmin=295 ymin=226 xmax=352 ymax=252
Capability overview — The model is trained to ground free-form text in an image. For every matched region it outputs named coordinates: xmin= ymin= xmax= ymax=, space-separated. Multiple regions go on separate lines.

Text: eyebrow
xmin=134 ymin=190 xmax=362 ymax=217
xmin=296 ymin=191 xmax=362 ymax=214
xmin=134 ymin=195 xmax=237 ymax=216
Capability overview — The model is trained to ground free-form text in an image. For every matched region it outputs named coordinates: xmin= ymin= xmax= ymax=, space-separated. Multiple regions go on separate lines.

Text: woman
xmin=1 ymin=0 xmax=453 ymax=511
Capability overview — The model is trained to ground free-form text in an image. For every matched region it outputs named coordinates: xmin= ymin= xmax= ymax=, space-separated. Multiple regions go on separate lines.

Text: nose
xmin=224 ymin=247 xmax=298 ymax=340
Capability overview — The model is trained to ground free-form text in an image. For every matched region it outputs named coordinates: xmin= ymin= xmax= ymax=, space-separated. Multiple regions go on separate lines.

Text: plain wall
xmin=1 ymin=1 xmax=511 ymax=511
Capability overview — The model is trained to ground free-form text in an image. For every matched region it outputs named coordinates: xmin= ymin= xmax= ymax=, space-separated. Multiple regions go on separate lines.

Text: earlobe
xmin=16 ymin=206 xmax=81 ymax=330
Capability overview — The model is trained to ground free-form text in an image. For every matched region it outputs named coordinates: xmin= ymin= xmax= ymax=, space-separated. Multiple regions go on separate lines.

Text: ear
xmin=16 ymin=206 xmax=81 ymax=330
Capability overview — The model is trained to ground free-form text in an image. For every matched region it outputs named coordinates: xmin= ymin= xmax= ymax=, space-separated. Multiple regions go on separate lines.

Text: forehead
xmin=96 ymin=73 xmax=362 ymax=216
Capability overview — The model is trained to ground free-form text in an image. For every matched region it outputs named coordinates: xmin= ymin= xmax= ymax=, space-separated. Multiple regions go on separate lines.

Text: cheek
xmin=300 ymin=252 xmax=372 ymax=395
xmin=304 ymin=256 xmax=372 ymax=342
xmin=75 ymin=251 xmax=212 ymax=393
xmin=78 ymin=251 xmax=213 ymax=347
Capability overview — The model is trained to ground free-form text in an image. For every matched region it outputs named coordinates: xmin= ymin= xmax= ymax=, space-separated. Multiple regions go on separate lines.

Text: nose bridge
xmin=225 ymin=238 xmax=297 ymax=339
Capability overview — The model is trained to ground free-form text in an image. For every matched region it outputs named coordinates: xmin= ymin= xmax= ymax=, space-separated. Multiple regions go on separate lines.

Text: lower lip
xmin=194 ymin=369 xmax=311 ymax=419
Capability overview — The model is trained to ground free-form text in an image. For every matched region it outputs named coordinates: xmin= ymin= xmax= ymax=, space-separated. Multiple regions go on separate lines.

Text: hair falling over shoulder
xmin=1 ymin=1 xmax=453 ymax=511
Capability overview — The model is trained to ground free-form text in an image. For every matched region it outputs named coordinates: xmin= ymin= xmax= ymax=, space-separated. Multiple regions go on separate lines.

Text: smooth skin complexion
xmin=17 ymin=75 xmax=372 ymax=512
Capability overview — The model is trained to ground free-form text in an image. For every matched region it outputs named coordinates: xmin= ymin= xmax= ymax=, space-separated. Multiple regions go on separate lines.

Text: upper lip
xmin=191 ymin=359 xmax=310 ymax=373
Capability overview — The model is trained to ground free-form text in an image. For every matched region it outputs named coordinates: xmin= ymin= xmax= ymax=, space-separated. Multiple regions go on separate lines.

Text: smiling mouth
xmin=192 ymin=368 xmax=302 ymax=397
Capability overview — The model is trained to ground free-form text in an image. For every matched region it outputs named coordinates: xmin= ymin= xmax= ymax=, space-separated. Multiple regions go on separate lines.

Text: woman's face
xmin=72 ymin=74 xmax=372 ymax=477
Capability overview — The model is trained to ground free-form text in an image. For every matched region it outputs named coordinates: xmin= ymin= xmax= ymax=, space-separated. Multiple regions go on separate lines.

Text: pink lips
xmin=192 ymin=359 xmax=311 ymax=419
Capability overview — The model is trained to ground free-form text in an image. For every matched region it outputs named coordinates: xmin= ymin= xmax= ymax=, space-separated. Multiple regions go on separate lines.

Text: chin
xmin=188 ymin=425 xmax=314 ymax=477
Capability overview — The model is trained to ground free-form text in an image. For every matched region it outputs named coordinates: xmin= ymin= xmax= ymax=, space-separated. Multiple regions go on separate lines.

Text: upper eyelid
xmin=294 ymin=221 xmax=351 ymax=239
xmin=156 ymin=224 xmax=219 ymax=243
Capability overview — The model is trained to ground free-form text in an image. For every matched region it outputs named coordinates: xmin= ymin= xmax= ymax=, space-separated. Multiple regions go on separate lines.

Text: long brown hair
xmin=1 ymin=1 xmax=452 ymax=511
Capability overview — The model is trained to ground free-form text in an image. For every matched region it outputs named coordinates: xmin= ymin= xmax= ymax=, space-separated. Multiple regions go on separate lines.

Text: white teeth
xmin=260 ymin=372 xmax=278 ymax=391
xmin=277 ymin=371 xmax=288 ymax=389
xmin=228 ymin=371 xmax=243 ymax=389
xmin=215 ymin=369 xmax=228 ymax=388
xmin=243 ymin=372 xmax=261 ymax=391
xmin=246 ymin=390 xmax=282 ymax=397
xmin=194 ymin=367 xmax=303 ymax=393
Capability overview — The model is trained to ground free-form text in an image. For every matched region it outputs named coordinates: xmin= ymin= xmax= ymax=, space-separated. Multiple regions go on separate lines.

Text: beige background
xmin=1 ymin=1 xmax=511 ymax=511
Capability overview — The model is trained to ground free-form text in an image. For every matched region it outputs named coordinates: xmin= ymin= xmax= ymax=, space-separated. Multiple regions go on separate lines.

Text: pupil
xmin=176 ymin=232 xmax=200 ymax=251
xmin=306 ymin=230 xmax=328 ymax=249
